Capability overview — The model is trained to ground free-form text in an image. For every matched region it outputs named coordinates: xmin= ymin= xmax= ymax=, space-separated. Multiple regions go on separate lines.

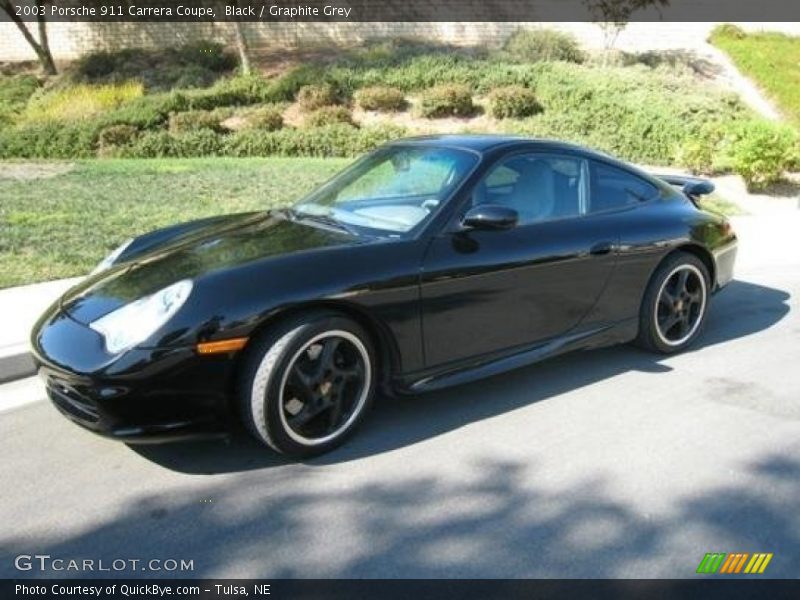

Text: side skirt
xmin=395 ymin=318 xmax=638 ymax=395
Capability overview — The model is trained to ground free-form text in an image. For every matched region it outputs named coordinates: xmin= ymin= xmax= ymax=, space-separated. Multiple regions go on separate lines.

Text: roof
xmin=391 ymin=134 xmax=526 ymax=152
xmin=390 ymin=134 xmax=613 ymax=159
xmin=390 ymin=134 xmax=661 ymax=184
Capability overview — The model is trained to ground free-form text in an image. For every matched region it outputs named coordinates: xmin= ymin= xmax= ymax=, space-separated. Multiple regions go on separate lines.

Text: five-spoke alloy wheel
xmin=239 ymin=312 xmax=376 ymax=457
xmin=279 ymin=330 xmax=370 ymax=446
xmin=637 ymin=252 xmax=710 ymax=354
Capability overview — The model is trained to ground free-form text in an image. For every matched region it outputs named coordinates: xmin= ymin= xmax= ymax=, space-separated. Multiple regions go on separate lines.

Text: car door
xmin=420 ymin=151 xmax=619 ymax=368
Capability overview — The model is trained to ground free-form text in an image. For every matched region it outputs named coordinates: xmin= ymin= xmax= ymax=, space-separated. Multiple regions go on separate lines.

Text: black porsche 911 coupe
xmin=32 ymin=135 xmax=737 ymax=457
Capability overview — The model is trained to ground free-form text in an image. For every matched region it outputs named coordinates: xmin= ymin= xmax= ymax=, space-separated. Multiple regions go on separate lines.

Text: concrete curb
xmin=0 ymin=349 xmax=36 ymax=385
xmin=0 ymin=277 xmax=84 ymax=384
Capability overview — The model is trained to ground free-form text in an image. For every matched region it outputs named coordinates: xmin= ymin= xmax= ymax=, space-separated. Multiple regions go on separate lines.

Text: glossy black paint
xmin=31 ymin=135 xmax=737 ymax=442
xmin=462 ymin=205 xmax=519 ymax=230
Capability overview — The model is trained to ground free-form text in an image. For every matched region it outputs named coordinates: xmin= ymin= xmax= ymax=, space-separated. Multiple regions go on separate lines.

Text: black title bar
xmin=5 ymin=579 xmax=800 ymax=600
xmin=1 ymin=0 xmax=799 ymax=22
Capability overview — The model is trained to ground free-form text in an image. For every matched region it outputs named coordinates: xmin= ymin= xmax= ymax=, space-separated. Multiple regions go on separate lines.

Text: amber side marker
xmin=196 ymin=337 xmax=249 ymax=355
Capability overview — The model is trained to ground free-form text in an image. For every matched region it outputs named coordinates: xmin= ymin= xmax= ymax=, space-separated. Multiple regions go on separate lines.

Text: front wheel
xmin=636 ymin=252 xmax=710 ymax=354
xmin=239 ymin=313 xmax=376 ymax=457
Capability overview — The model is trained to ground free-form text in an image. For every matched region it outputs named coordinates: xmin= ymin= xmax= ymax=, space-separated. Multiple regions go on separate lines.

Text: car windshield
xmin=292 ymin=145 xmax=478 ymax=235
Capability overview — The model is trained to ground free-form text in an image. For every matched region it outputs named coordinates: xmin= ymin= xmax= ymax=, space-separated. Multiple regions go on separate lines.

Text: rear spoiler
xmin=652 ymin=173 xmax=715 ymax=197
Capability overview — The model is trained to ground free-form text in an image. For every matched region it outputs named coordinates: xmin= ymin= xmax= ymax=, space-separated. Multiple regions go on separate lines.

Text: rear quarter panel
xmin=587 ymin=195 xmax=734 ymax=326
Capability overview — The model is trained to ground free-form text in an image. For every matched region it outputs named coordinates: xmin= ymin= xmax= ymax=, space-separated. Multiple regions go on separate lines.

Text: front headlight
xmin=89 ymin=280 xmax=193 ymax=355
xmin=91 ymin=238 xmax=133 ymax=275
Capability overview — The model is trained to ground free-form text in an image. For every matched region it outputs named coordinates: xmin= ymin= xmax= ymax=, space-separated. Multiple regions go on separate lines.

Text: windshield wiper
xmin=287 ymin=208 xmax=360 ymax=236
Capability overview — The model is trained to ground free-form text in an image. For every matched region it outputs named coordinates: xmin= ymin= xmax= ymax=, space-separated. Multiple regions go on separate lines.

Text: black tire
xmin=238 ymin=311 xmax=377 ymax=458
xmin=636 ymin=252 xmax=711 ymax=354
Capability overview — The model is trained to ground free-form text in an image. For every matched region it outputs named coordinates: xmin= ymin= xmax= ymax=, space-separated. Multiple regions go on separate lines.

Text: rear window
xmin=590 ymin=162 xmax=658 ymax=213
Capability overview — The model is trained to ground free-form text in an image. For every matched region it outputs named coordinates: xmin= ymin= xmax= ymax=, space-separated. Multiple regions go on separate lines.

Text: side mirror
xmin=461 ymin=205 xmax=518 ymax=231
xmin=683 ymin=180 xmax=715 ymax=197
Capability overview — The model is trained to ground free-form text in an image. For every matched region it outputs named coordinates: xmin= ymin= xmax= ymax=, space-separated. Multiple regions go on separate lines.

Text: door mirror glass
xmin=461 ymin=205 xmax=518 ymax=231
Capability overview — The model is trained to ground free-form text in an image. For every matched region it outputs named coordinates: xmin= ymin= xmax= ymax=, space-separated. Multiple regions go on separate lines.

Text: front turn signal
xmin=196 ymin=337 xmax=249 ymax=355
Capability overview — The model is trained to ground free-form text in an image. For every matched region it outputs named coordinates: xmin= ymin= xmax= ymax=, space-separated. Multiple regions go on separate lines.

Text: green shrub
xmin=73 ymin=49 xmax=128 ymax=80
xmin=98 ymin=93 xmax=187 ymax=130
xmin=0 ymin=45 xmax=758 ymax=167
xmin=224 ymin=123 xmax=408 ymax=158
xmin=487 ymin=85 xmax=543 ymax=118
xmin=22 ymin=81 xmax=143 ymax=123
xmin=417 ymin=84 xmax=475 ymax=117
xmin=721 ymin=119 xmax=798 ymax=189
xmin=296 ymin=84 xmax=339 ymax=110
xmin=501 ymin=62 xmax=753 ymax=164
xmin=0 ymin=119 xmax=407 ymax=160
xmin=182 ymin=74 xmax=274 ymax=110
xmin=789 ymin=142 xmax=800 ymax=171
xmin=173 ymin=41 xmax=236 ymax=73
xmin=97 ymin=124 xmax=139 ymax=156
xmin=110 ymin=123 xmax=407 ymax=159
xmin=244 ymin=105 xmax=284 ymax=131
xmin=675 ymin=139 xmax=717 ymax=175
xmin=354 ymin=85 xmax=406 ymax=111
xmin=167 ymin=63 xmax=218 ymax=90
xmin=170 ymin=129 xmax=225 ymax=157
xmin=120 ymin=129 xmax=224 ymax=158
xmin=0 ymin=74 xmax=40 ymax=127
xmin=674 ymin=123 xmax=727 ymax=174
xmin=263 ymin=65 xmax=323 ymax=102
xmin=710 ymin=24 xmax=747 ymax=42
xmin=305 ymin=106 xmax=354 ymax=128
xmin=71 ymin=41 xmax=236 ymax=91
xmin=0 ymin=121 xmax=97 ymax=158
xmin=502 ymin=29 xmax=585 ymax=63
xmin=168 ymin=110 xmax=224 ymax=134
xmin=120 ymin=130 xmax=176 ymax=158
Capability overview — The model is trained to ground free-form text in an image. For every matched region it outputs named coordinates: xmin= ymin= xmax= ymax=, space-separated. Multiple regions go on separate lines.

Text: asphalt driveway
xmin=0 ymin=211 xmax=798 ymax=579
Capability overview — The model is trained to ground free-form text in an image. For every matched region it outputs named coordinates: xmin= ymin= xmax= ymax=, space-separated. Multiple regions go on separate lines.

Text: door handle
xmin=589 ymin=241 xmax=614 ymax=256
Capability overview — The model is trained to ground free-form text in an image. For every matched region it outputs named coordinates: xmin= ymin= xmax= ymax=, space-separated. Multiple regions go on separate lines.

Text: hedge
xmin=9 ymin=123 xmax=405 ymax=160
xmin=488 ymin=85 xmax=543 ymax=118
xmin=417 ymin=84 xmax=475 ymax=117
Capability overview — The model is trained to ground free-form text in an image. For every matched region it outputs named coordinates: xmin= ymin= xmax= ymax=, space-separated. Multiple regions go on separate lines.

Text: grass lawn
xmin=0 ymin=157 xmax=348 ymax=288
xmin=0 ymin=157 xmax=740 ymax=289
xmin=711 ymin=28 xmax=800 ymax=128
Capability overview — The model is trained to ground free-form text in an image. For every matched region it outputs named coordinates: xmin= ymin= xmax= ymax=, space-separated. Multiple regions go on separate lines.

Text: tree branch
xmin=0 ymin=0 xmax=57 ymax=74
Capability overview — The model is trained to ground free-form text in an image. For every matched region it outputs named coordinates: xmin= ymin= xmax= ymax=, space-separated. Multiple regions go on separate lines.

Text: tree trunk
xmin=35 ymin=0 xmax=57 ymax=75
xmin=0 ymin=0 xmax=57 ymax=75
xmin=229 ymin=3 xmax=252 ymax=75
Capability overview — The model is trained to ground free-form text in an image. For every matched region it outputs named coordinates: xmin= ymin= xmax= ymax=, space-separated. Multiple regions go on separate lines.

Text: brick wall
xmin=2 ymin=21 xmax=800 ymax=63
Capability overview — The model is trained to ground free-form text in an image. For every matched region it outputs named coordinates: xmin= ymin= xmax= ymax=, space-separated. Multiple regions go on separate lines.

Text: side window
xmin=473 ymin=154 xmax=587 ymax=225
xmin=590 ymin=162 xmax=658 ymax=213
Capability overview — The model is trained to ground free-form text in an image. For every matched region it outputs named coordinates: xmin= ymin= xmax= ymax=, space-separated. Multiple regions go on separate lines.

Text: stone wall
xmin=2 ymin=20 xmax=800 ymax=63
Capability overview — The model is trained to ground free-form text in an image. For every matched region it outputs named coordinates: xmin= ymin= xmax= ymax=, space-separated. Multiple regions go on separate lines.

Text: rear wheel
xmin=239 ymin=312 xmax=376 ymax=457
xmin=637 ymin=252 xmax=710 ymax=354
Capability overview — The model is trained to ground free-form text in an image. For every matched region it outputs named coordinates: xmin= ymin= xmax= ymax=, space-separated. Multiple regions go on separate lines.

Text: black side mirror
xmin=461 ymin=205 xmax=518 ymax=231
xmin=683 ymin=180 xmax=715 ymax=197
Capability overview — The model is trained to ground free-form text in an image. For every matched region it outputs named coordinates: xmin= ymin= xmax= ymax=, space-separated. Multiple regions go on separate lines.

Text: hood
xmin=61 ymin=211 xmax=362 ymax=324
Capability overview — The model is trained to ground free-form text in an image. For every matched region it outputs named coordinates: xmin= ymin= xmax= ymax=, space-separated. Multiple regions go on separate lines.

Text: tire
xmin=238 ymin=311 xmax=377 ymax=458
xmin=636 ymin=252 xmax=711 ymax=354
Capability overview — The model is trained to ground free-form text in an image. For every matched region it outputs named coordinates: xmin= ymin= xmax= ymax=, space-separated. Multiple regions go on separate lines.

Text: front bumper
xmin=32 ymin=307 xmax=238 ymax=443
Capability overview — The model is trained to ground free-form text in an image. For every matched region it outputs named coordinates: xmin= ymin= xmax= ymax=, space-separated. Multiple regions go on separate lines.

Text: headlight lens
xmin=91 ymin=238 xmax=133 ymax=275
xmin=90 ymin=280 xmax=193 ymax=355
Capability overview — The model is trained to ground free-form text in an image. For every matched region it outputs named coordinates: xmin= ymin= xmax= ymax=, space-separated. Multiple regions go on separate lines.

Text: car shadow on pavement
xmin=3 ymin=452 xmax=799 ymax=578
xmin=131 ymin=279 xmax=790 ymax=474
